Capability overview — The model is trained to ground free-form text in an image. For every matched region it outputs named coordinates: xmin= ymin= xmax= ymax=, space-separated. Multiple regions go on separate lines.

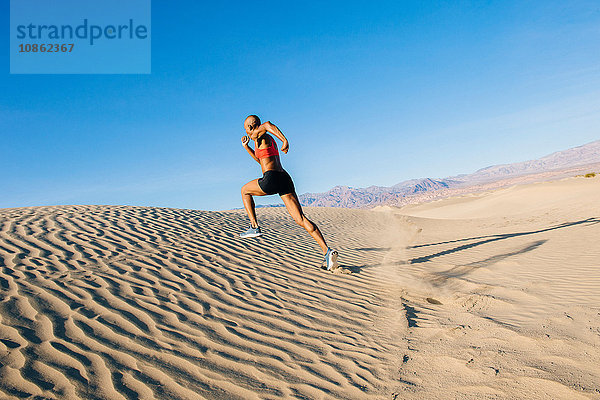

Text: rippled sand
xmin=0 ymin=176 xmax=598 ymax=399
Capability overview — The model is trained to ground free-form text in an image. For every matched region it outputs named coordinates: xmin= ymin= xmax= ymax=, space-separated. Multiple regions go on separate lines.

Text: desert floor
xmin=0 ymin=176 xmax=598 ymax=399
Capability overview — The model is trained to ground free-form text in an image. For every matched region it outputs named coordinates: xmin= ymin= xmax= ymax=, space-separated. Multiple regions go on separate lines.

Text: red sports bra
xmin=255 ymin=134 xmax=279 ymax=159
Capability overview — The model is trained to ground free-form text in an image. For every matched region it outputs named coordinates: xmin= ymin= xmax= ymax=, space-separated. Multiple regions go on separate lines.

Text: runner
xmin=239 ymin=115 xmax=339 ymax=270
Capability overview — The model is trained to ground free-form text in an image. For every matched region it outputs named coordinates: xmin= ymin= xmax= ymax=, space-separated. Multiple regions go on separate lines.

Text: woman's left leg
xmin=280 ymin=192 xmax=328 ymax=254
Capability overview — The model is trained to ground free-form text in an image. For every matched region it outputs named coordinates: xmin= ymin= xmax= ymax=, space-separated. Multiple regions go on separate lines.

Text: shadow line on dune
xmin=409 ymin=217 xmax=598 ymax=264
xmin=351 ymin=218 xmax=598 ymax=271
xmin=428 ymin=239 xmax=547 ymax=285
xmin=409 ymin=218 xmax=599 ymax=249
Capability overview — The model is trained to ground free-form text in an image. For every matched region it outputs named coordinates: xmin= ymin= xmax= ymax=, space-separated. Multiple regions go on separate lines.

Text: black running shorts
xmin=258 ymin=170 xmax=295 ymax=196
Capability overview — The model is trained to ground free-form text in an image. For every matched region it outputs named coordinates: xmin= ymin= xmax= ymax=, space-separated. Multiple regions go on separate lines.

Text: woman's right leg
xmin=241 ymin=179 xmax=267 ymax=228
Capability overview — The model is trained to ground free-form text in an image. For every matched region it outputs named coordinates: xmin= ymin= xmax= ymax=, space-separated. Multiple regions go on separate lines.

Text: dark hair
xmin=246 ymin=114 xmax=261 ymax=128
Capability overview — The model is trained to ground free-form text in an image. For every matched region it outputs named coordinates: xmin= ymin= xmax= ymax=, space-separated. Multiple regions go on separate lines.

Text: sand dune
xmin=399 ymin=175 xmax=600 ymax=219
xmin=0 ymin=176 xmax=598 ymax=399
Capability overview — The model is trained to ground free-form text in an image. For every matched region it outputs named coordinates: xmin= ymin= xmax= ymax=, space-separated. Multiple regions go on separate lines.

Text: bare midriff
xmin=259 ymin=155 xmax=283 ymax=174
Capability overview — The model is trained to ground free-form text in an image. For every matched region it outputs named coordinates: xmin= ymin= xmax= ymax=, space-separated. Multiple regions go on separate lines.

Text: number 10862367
xmin=19 ymin=43 xmax=74 ymax=52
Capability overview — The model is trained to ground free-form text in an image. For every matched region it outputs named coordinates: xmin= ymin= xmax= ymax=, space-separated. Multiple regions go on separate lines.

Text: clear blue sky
xmin=2 ymin=1 xmax=600 ymax=210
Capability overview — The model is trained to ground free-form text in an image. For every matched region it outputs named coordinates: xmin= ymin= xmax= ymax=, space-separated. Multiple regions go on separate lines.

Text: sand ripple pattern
xmin=0 ymin=205 xmax=398 ymax=400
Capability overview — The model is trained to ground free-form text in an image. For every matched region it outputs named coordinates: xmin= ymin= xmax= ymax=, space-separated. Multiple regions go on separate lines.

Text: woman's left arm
xmin=262 ymin=121 xmax=289 ymax=153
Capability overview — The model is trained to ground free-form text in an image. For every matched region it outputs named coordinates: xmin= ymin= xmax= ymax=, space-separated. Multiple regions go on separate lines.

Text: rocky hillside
xmin=298 ymin=139 xmax=600 ymax=208
xmin=454 ymin=139 xmax=600 ymax=183
xmin=300 ymin=178 xmax=453 ymax=208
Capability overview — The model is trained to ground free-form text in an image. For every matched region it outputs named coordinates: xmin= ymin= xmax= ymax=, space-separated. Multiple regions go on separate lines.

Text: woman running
xmin=239 ymin=115 xmax=339 ymax=270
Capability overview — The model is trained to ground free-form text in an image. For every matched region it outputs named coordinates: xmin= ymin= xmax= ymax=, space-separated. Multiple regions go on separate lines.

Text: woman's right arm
xmin=241 ymin=135 xmax=260 ymax=163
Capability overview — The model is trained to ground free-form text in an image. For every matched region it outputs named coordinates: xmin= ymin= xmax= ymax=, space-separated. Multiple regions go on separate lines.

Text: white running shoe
xmin=323 ymin=248 xmax=339 ymax=271
xmin=240 ymin=226 xmax=263 ymax=238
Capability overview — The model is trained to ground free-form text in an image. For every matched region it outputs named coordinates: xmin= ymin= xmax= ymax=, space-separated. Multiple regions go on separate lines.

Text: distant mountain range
xmin=298 ymin=139 xmax=600 ymax=208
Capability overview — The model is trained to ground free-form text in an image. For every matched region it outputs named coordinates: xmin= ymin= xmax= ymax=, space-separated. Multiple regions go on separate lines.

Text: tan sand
xmin=0 ymin=176 xmax=598 ymax=399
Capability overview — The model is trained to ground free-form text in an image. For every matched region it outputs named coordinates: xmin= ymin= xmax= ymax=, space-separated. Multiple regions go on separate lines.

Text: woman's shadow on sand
xmin=346 ymin=217 xmax=599 ymax=276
